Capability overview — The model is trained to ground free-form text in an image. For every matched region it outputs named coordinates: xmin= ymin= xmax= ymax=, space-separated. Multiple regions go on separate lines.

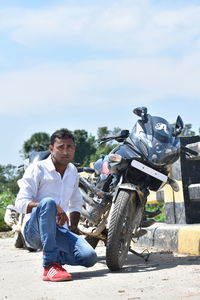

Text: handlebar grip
xmin=77 ymin=167 xmax=95 ymax=174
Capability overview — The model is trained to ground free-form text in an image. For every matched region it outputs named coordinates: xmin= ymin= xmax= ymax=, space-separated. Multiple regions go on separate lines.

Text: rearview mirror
xmin=115 ymin=130 xmax=129 ymax=142
xmin=174 ymin=115 xmax=184 ymax=136
xmin=120 ymin=130 xmax=129 ymax=138
xmin=133 ymin=107 xmax=147 ymax=117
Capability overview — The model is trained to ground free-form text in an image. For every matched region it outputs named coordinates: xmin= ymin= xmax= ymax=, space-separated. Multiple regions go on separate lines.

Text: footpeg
xmin=132 ymin=229 xmax=147 ymax=238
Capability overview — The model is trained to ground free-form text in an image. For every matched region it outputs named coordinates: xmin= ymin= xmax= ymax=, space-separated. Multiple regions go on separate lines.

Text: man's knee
xmin=39 ymin=198 xmax=56 ymax=210
xmin=38 ymin=198 xmax=57 ymax=219
xmin=83 ymin=249 xmax=97 ymax=268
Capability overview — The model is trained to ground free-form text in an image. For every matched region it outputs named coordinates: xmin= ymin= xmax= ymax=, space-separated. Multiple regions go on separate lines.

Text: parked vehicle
xmin=78 ymin=106 xmax=197 ymax=271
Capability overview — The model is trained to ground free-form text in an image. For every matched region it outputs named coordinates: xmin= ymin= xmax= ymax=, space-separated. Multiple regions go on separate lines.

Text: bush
xmin=145 ymin=202 xmax=166 ymax=222
xmin=0 ymin=191 xmax=15 ymax=230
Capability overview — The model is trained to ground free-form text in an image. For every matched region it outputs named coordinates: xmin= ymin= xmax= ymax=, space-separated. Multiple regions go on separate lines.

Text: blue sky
xmin=0 ymin=0 xmax=200 ymax=166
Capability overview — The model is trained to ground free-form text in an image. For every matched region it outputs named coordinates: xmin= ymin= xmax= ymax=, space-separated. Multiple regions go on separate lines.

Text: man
xmin=15 ymin=128 xmax=97 ymax=282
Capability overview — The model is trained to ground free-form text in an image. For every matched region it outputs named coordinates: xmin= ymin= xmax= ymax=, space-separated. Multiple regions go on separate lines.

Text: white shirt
xmin=15 ymin=155 xmax=83 ymax=235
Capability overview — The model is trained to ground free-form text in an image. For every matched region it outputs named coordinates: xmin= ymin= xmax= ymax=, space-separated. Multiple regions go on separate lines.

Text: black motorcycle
xmin=78 ymin=106 xmax=197 ymax=271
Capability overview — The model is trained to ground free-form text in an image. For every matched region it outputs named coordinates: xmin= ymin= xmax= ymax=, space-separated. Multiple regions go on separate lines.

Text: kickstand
xmin=129 ymin=247 xmax=150 ymax=262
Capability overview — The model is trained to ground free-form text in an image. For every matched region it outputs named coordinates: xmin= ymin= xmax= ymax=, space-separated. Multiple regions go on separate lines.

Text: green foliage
xmin=90 ymin=126 xmax=122 ymax=163
xmin=0 ymin=191 xmax=15 ymax=230
xmin=0 ymin=164 xmax=21 ymax=196
xmin=180 ymin=124 xmax=195 ymax=136
xmin=21 ymin=132 xmax=50 ymax=159
xmin=73 ymin=130 xmax=97 ymax=166
xmin=97 ymin=126 xmax=122 ymax=143
xmin=145 ymin=202 xmax=166 ymax=222
xmin=0 ymin=191 xmax=15 ymax=208
xmin=97 ymin=127 xmax=110 ymax=143
xmin=90 ymin=143 xmax=117 ymax=163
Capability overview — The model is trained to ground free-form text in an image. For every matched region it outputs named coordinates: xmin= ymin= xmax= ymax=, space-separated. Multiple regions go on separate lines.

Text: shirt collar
xmin=46 ymin=154 xmax=71 ymax=175
xmin=46 ymin=154 xmax=56 ymax=172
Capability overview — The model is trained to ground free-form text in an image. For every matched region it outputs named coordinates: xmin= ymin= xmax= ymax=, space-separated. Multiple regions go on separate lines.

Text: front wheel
xmin=106 ymin=190 xmax=137 ymax=271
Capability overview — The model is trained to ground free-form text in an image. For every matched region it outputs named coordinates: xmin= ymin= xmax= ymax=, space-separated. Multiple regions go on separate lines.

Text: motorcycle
xmin=78 ymin=106 xmax=198 ymax=271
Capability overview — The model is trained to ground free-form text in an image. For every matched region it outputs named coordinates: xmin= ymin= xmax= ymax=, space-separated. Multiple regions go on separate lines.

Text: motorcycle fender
xmin=112 ymin=183 xmax=144 ymax=204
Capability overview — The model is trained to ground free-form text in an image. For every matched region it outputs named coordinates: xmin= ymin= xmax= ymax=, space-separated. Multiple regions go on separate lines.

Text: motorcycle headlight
xmin=108 ymin=154 xmax=122 ymax=163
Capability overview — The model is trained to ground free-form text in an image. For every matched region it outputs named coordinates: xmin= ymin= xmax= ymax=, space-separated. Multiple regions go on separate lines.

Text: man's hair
xmin=50 ymin=128 xmax=75 ymax=145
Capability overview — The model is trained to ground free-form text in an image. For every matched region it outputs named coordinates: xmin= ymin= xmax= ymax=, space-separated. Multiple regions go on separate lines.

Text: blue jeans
xmin=24 ymin=198 xmax=97 ymax=268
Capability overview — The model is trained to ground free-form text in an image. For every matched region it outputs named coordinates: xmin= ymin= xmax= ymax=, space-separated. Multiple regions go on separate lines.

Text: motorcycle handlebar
xmin=77 ymin=167 xmax=95 ymax=174
xmin=100 ymin=131 xmax=129 ymax=145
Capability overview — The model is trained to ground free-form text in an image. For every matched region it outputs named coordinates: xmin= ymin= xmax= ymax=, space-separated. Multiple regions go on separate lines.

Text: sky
xmin=1 ymin=0 xmax=200 ymax=166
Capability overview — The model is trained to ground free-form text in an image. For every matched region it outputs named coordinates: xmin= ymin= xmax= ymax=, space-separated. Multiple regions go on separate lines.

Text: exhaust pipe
xmin=79 ymin=188 xmax=97 ymax=207
xmin=79 ymin=176 xmax=106 ymax=198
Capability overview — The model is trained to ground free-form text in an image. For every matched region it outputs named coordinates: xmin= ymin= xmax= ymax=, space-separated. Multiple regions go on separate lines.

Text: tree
xmin=73 ymin=130 xmax=96 ymax=166
xmin=97 ymin=127 xmax=110 ymax=143
xmin=90 ymin=143 xmax=117 ymax=163
xmin=180 ymin=124 xmax=195 ymax=136
xmin=90 ymin=126 xmax=122 ymax=163
xmin=0 ymin=165 xmax=7 ymax=185
xmin=21 ymin=132 xmax=50 ymax=158
xmin=0 ymin=164 xmax=22 ymax=195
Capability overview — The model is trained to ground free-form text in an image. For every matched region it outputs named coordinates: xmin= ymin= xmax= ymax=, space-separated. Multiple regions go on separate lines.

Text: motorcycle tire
xmin=106 ymin=190 xmax=137 ymax=271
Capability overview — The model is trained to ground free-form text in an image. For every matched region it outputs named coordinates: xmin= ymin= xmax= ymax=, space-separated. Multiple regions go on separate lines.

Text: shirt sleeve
xmin=68 ymin=171 xmax=84 ymax=213
xmin=15 ymin=163 xmax=41 ymax=214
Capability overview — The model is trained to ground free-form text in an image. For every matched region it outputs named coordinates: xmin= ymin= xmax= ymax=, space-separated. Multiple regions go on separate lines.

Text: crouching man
xmin=15 ymin=128 xmax=97 ymax=282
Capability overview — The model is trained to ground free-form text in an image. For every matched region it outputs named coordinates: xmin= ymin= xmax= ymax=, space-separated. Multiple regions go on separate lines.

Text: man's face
xmin=49 ymin=137 xmax=76 ymax=166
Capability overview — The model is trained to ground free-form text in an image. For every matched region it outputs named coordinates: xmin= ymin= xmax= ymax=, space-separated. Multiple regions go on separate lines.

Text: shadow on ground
xmin=72 ymin=247 xmax=200 ymax=280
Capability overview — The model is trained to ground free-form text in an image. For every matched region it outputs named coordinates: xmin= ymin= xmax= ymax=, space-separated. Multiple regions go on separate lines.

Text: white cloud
xmin=0 ymin=0 xmax=200 ymax=55
xmin=0 ymin=1 xmax=200 ymax=117
xmin=1 ymin=0 xmax=200 ymax=166
xmin=0 ymin=51 xmax=200 ymax=116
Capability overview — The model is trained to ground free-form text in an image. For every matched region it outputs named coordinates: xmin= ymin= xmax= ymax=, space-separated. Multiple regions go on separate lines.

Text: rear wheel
xmin=106 ymin=190 xmax=137 ymax=271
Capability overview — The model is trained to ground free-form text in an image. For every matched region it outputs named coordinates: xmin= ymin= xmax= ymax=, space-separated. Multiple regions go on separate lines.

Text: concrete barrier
xmin=136 ymin=222 xmax=200 ymax=256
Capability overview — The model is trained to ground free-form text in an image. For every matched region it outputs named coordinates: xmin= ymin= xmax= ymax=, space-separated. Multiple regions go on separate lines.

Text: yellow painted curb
xmin=178 ymin=226 xmax=200 ymax=255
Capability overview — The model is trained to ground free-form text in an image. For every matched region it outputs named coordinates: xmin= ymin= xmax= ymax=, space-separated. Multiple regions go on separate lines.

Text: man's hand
xmin=56 ymin=205 xmax=69 ymax=226
xmin=69 ymin=211 xmax=80 ymax=234
xmin=26 ymin=202 xmax=39 ymax=213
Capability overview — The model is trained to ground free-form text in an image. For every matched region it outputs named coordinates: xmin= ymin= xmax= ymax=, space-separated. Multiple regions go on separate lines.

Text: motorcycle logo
xmin=155 ymin=123 xmax=169 ymax=134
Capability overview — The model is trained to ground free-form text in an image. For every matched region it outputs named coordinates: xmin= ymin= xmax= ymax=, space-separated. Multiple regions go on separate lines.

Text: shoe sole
xmin=42 ymin=276 xmax=72 ymax=282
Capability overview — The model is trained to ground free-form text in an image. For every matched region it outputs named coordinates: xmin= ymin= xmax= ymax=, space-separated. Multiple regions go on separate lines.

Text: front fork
xmin=107 ymin=182 xmax=148 ymax=233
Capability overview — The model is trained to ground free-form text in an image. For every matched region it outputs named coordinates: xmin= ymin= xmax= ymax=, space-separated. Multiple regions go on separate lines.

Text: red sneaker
xmin=43 ymin=262 xmax=72 ymax=282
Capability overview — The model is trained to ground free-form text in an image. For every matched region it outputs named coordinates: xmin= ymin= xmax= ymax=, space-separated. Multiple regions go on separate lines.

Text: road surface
xmin=1 ymin=236 xmax=200 ymax=300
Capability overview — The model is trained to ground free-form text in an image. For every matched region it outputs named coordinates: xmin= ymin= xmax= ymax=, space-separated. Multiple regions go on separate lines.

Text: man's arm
xmin=15 ymin=164 xmax=39 ymax=214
